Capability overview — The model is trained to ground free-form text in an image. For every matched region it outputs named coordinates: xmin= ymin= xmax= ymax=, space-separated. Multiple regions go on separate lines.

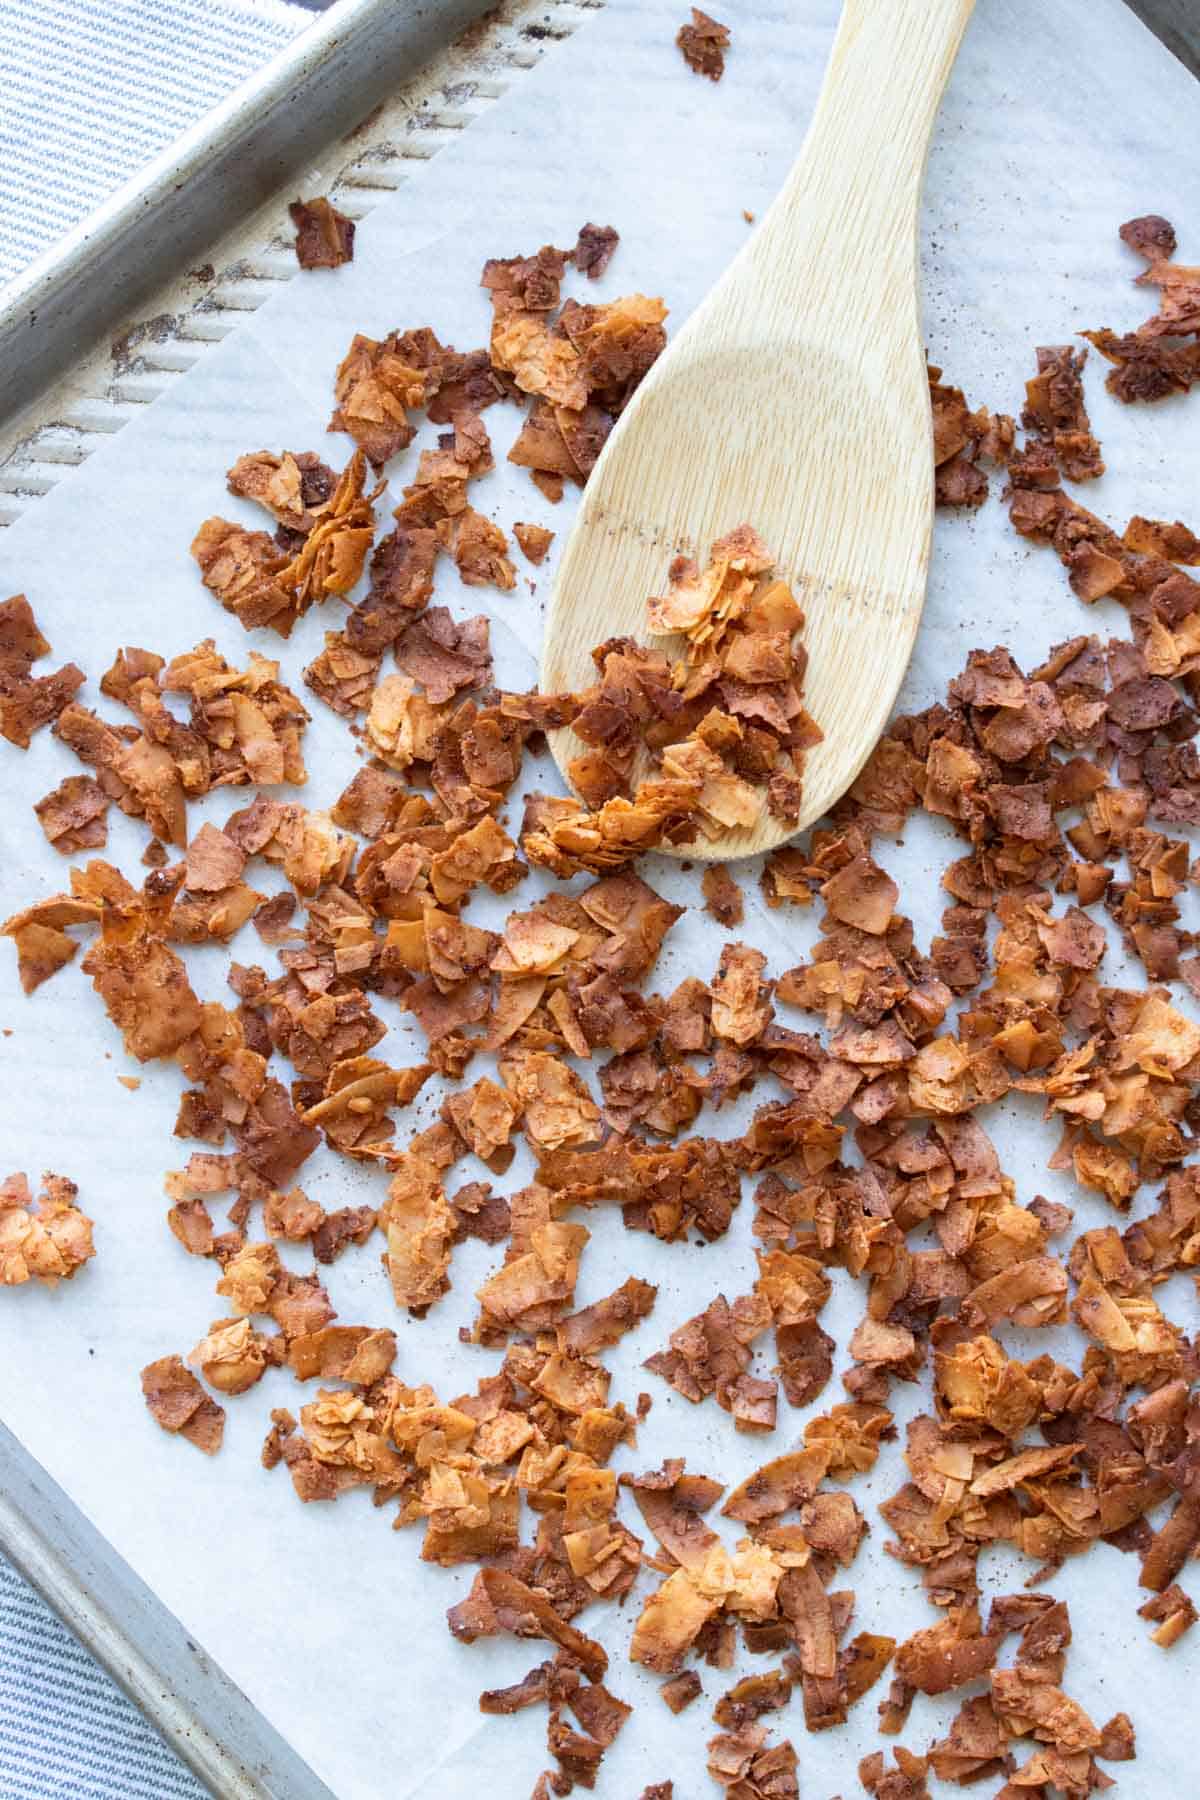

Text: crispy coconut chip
xmin=444 ymin=508 xmax=518 ymax=591
xmin=0 ymin=594 xmax=84 ymax=749
xmin=380 ymin=1152 xmax=454 ymax=1314
xmin=513 ymin=521 xmax=555 ymax=565
xmin=928 ymin=365 xmax=1014 ymax=509
xmin=677 ymin=8 xmax=730 ymax=80
xmin=329 ymin=330 xmax=435 ymax=467
xmin=228 ymin=450 xmax=337 ymax=534
xmin=702 ymin=864 xmax=744 ymax=927
xmin=858 ymin=1748 xmax=930 ymax=1800
xmin=1083 ymin=216 xmax=1200 ymax=403
xmin=1021 ymin=345 xmax=1104 ymax=482
xmin=140 ymin=1354 xmax=225 ymax=1453
xmin=557 ymin=1276 xmax=657 ymax=1357
xmin=661 ymin=1670 xmax=703 ymax=1713
xmin=644 ymin=1292 xmax=774 ymax=1429
xmin=0 ymin=1172 xmax=94 ymax=1286
xmin=711 ymin=943 xmax=773 ymax=1046
xmin=630 ymin=1541 xmax=736 ymax=1672
xmin=1123 ymin=514 xmax=1200 ymax=564
xmin=34 ymin=774 xmax=109 ymax=855
xmin=501 ymin=1049 xmax=602 ymax=1151
xmin=84 ymin=908 xmax=204 ymax=1062
xmin=525 ymin=530 xmax=817 ymax=866
xmin=2 ymin=894 xmax=99 ymax=993
xmin=572 ymin=223 xmax=619 ymax=281
xmin=448 ymin=1567 xmax=608 ymax=1680
xmin=289 ymin=196 xmax=355 ymax=270
xmin=189 ymin=1315 xmax=276 ymax=1395
xmin=476 ymin=1217 xmax=590 ymax=1338
xmin=895 ymin=1603 xmax=1001 ymax=1696
xmin=1134 ymin=1582 xmax=1196 ymax=1649
xmin=722 ymin=1447 xmax=831 ymax=1525
xmin=394 ymin=606 xmax=491 ymax=704
xmin=623 ymin=1458 xmax=724 ymax=1570
xmin=707 ymin=1726 xmax=798 ymax=1797
xmin=190 ymin=520 xmax=294 ymax=637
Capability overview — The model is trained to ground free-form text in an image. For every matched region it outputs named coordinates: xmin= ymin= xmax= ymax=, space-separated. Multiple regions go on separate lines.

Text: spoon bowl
xmin=542 ymin=0 xmax=975 ymax=859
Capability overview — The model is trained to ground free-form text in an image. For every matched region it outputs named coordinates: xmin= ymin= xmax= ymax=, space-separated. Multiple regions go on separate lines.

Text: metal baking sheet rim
xmin=0 ymin=0 xmax=496 ymax=431
xmin=0 ymin=1424 xmax=336 ymax=1799
xmin=1 ymin=1 xmax=1197 ymax=1796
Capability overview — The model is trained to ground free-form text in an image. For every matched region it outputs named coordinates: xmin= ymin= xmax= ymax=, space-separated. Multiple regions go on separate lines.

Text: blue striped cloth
xmin=0 ymin=1553 xmax=205 ymax=1798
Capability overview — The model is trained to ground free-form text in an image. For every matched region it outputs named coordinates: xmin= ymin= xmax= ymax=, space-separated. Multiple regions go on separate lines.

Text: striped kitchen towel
xmin=0 ymin=0 xmax=311 ymax=290
xmin=0 ymin=1550 xmax=205 ymax=1799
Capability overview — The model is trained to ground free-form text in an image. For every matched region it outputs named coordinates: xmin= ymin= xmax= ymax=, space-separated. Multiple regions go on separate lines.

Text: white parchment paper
xmin=1 ymin=0 xmax=1199 ymax=1793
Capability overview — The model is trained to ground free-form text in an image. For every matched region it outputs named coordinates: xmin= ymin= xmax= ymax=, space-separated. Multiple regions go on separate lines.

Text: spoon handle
xmin=754 ymin=0 xmax=974 ymax=300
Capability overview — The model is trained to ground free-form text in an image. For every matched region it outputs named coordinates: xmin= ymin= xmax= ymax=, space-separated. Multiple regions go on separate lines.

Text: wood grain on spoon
xmin=543 ymin=0 xmax=975 ymax=860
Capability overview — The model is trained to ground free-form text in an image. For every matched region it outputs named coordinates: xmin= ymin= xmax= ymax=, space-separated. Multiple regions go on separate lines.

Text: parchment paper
xmin=1 ymin=1 xmax=1198 ymax=1794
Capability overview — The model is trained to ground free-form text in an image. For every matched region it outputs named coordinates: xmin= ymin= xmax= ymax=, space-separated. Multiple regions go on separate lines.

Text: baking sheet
xmin=0 ymin=0 xmax=497 ymax=426
xmin=1 ymin=0 xmax=1198 ymax=1793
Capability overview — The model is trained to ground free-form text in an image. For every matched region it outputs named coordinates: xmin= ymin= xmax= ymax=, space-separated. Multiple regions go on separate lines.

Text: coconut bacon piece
xmin=0 ymin=594 xmax=84 ymax=749
xmin=1123 ymin=514 xmax=1200 ymax=564
xmin=33 ymin=774 xmax=109 ymax=855
xmin=1083 ymin=215 xmax=1200 ymax=402
xmin=289 ymin=196 xmax=355 ymax=270
xmin=380 ymin=1152 xmax=453 ymax=1314
xmin=572 ymin=223 xmax=619 ymax=281
xmin=707 ymin=1726 xmax=798 ymax=1797
xmin=1021 ymin=345 xmax=1104 ymax=481
xmin=859 ymin=1748 xmax=930 ymax=1799
xmin=556 ymin=1276 xmax=657 ymax=1356
xmin=677 ymin=8 xmax=730 ymax=80
xmin=622 ymin=1459 xmax=724 ymax=1569
xmin=140 ymin=1354 xmax=225 ymax=1453
xmin=447 ymin=1567 xmax=608 ymax=1680
xmin=0 ymin=1172 xmax=94 ymax=1287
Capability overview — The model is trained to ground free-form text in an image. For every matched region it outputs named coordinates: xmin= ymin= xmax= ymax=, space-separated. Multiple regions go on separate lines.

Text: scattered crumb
xmin=701 ymin=865 xmax=744 ymax=927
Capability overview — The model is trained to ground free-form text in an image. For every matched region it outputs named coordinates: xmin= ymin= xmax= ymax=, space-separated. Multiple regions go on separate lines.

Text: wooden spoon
xmin=542 ymin=0 xmax=975 ymax=859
